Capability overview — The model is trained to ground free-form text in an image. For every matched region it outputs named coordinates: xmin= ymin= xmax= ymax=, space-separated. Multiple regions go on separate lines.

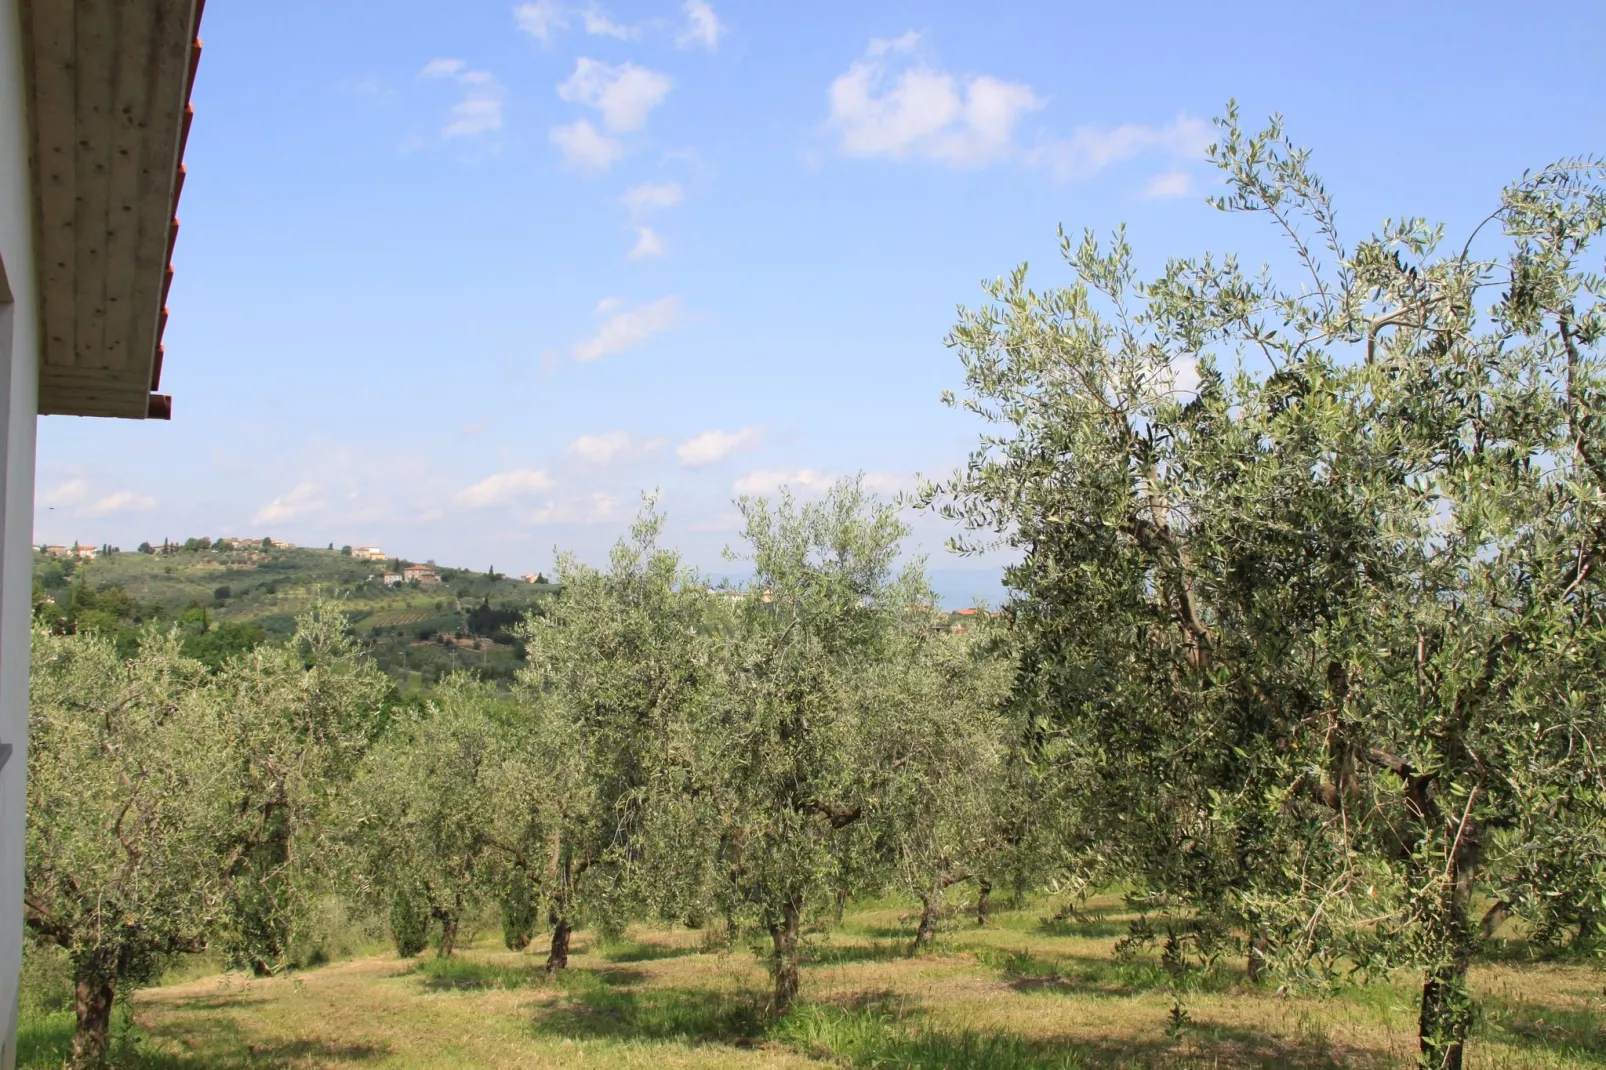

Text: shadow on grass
xmin=804 ymin=941 xmax=909 ymax=967
xmin=413 ymin=955 xmax=550 ymax=992
xmin=533 ymin=971 xmax=764 ymax=1046
xmin=860 ymin=925 xmax=920 ymax=941
xmin=593 ymin=966 xmax=650 ymax=988
xmin=1480 ymin=935 xmax=1605 ymax=966
xmin=1178 ymin=1020 xmax=1388 ymax=1070
xmin=20 ymin=1009 xmax=387 ymax=1070
xmin=776 ymin=1003 xmax=1139 ymax=1070
xmin=972 ymin=947 xmax=1241 ymax=998
xmin=1035 ymin=915 xmax=1130 ymax=940
xmin=601 ymin=940 xmax=699 ymax=964
xmin=1482 ymin=996 xmax=1606 ymax=1060
xmin=782 ymin=1002 xmax=1394 ymax=1070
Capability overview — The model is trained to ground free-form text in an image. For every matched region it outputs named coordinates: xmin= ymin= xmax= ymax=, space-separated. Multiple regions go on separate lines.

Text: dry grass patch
xmin=63 ymin=897 xmax=1599 ymax=1070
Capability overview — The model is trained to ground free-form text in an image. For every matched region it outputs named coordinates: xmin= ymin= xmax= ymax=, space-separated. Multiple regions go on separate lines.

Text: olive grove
xmin=21 ymin=107 xmax=1606 ymax=1070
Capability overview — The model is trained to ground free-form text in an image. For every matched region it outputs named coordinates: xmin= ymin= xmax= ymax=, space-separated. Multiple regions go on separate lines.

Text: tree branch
xmin=803 ymin=801 xmax=862 ymax=829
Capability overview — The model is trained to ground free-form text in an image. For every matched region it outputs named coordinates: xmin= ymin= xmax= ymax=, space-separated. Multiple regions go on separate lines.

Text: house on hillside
xmin=40 ymin=545 xmax=69 ymax=559
xmin=403 ymin=564 xmax=442 ymax=586
xmin=71 ymin=544 xmax=98 ymax=559
xmin=0 ymin=0 xmax=208 ymax=1055
xmin=520 ymin=572 xmax=547 ymax=584
xmin=352 ymin=546 xmax=385 ymax=561
xmin=382 ymin=572 xmax=404 ymax=587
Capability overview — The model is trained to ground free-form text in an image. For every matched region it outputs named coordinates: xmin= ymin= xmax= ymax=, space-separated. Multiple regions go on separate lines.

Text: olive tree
xmin=350 ymin=674 xmax=512 ymax=957
xmin=515 ymin=503 xmax=721 ymax=971
xmin=871 ymin=622 xmax=1013 ymax=948
xmin=923 ymin=105 xmax=1606 ymax=1068
xmin=210 ymin=603 xmax=389 ymax=974
xmin=25 ymin=628 xmax=227 ymax=1066
xmin=709 ymin=477 xmax=930 ymax=1012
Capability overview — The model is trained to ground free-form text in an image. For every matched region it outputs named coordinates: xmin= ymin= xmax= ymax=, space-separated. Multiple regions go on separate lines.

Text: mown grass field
xmin=17 ymin=895 xmax=1604 ymax=1069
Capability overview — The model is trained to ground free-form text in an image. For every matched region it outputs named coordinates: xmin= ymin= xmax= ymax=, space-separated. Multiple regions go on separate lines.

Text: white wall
xmin=0 ymin=0 xmax=40 ymax=1065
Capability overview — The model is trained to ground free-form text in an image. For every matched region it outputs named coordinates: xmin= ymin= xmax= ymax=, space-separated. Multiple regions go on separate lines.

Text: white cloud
xmin=514 ymin=1 xmax=568 ymax=43
xmin=677 ymin=0 xmax=724 ymax=50
xmin=421 ymin=61 xmax=505 ymax=138
xmin=454 ymin=469 xmax=556 ymax=508
xmin=564 ymin=431 xmax=634 ymax=465
xmin=1028 ymin=116 xmax=1212 ymax=181
xmin=676 ymin=426 xmax=763 ymax=468
xmin=81 ymin=490 xmax=156 ymax=516
xmin=868 ymin=30 xmax=921 ymax=56
xmin=41 ymin=478 xmax=88 ymax=508
xmin=573 ymin=296 xmax=682 ymax=361
xmin=827 ymin=34 xmax=1043 ymax=167
xmin=528 ymin=491 xmax=620 ymax=525
xmin=861 ymin=471 xmax=908 ymax=495
xmin=254 ymin=482 xmax=327 ymax=524
xmin=628 ymin=226 xmax=666 ymax=260
xmin=551 ymin=119 xmax=624 ymax=173
xmin=622 ymin=181 xmax=684 ymax=215
xmin=446 ymin=93 xmax=503 ymax=136
xmin=1140 ymin=169 xmax=1195 ymax=199
xmin=420 ymin=58 xmax=466 ymax=79
xmin=686 ymin=510 xmax=744 ymax=532
xmin=1166 ymin=356 xmax=1201 ymax=398
xmin=557 ymin=58 xmax=672 ymax=132
xmin=581 ymin=4 xmax=638 ymax=39
xmin=733 ymin=468 xmax=836 ymax=496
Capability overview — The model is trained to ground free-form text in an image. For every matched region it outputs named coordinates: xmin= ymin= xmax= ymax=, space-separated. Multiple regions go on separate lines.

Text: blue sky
xmin=34 ymin=0 xmax=1606 ymax=601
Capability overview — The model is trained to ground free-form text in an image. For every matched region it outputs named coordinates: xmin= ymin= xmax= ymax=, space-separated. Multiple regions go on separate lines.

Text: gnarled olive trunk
xmin=976 ymin=880 xmax=992 ymax=926
xmin=1247 ymin=928 xmax=1269 ymax=984
xmin=72 ymin=972 xmax=116 ymax=1069
xmin=546 ymin=915 xmax=573 ymax=973
xmin=768 ymin=896 xmax=803 ymax=1014
xmin=1417 ymin=863 xmax=1475 ymax=1070
xmin=913 ymin=894 xmax=939 ymax=950
xmin=433 ymin=909 xmax=459 ymax=958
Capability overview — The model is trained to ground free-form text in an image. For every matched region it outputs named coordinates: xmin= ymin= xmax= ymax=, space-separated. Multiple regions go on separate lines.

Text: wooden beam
xmin=71 ymin=0 xmax=116 ymax=368
xmin=21 ymin=0 xmax=76 ymax=369
xmin=99 ymin=0 xmax=156 ymax=372
xmin=123 ymin=0 xmax=196 ymax=400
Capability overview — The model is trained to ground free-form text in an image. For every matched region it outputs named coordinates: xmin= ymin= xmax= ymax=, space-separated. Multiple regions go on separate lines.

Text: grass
xmin=17 ymin=895 xmax=1604 ymax=1069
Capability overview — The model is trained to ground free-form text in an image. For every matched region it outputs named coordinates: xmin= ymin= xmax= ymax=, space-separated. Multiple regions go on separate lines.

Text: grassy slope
xmin=38 ymin=546 xmax=558 ymax=686
xmin=18 ymin=895 xmax=1603 ymax=1069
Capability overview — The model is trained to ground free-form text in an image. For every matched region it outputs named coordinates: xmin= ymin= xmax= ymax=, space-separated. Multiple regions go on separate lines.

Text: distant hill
xmin=33 ymin=544 xmax=558 ymax=689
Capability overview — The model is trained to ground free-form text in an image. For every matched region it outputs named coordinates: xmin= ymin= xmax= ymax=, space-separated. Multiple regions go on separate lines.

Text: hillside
xmin=34 ymin=544 xmax=559 ymax=688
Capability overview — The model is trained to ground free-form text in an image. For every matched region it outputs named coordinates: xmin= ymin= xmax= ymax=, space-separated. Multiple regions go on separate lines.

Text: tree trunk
xmin=976 ymin=880 xmax=992 ymax=926
xmin=1480 ymin=901 xmax=1511 ymax=942
xmin=768 ymin=897 xmax=802 ymax=1015
xmin=546 ymin=915 xmax=573 ymax=974
xmin=72 ymin=973 xmax=116 ymax=1068
xmin=833 ymin=886 xmax=847 ymax=925
xmin=436 ymin=912 xmax=459 ymax=958
xmin=1247 ymin=928 xmax=1269 ymax=983
xmin=914 ymin=894 xmax=938 ymax=950
xmin=1418 ymin=833 xmax=1476 ymax=1070
xmin=1418 ymin=955 xmax=1471 ymax=1070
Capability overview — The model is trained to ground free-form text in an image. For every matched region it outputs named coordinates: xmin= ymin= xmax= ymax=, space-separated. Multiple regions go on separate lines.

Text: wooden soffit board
xmin=23 ymin=0 xmax=204 ymax=420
